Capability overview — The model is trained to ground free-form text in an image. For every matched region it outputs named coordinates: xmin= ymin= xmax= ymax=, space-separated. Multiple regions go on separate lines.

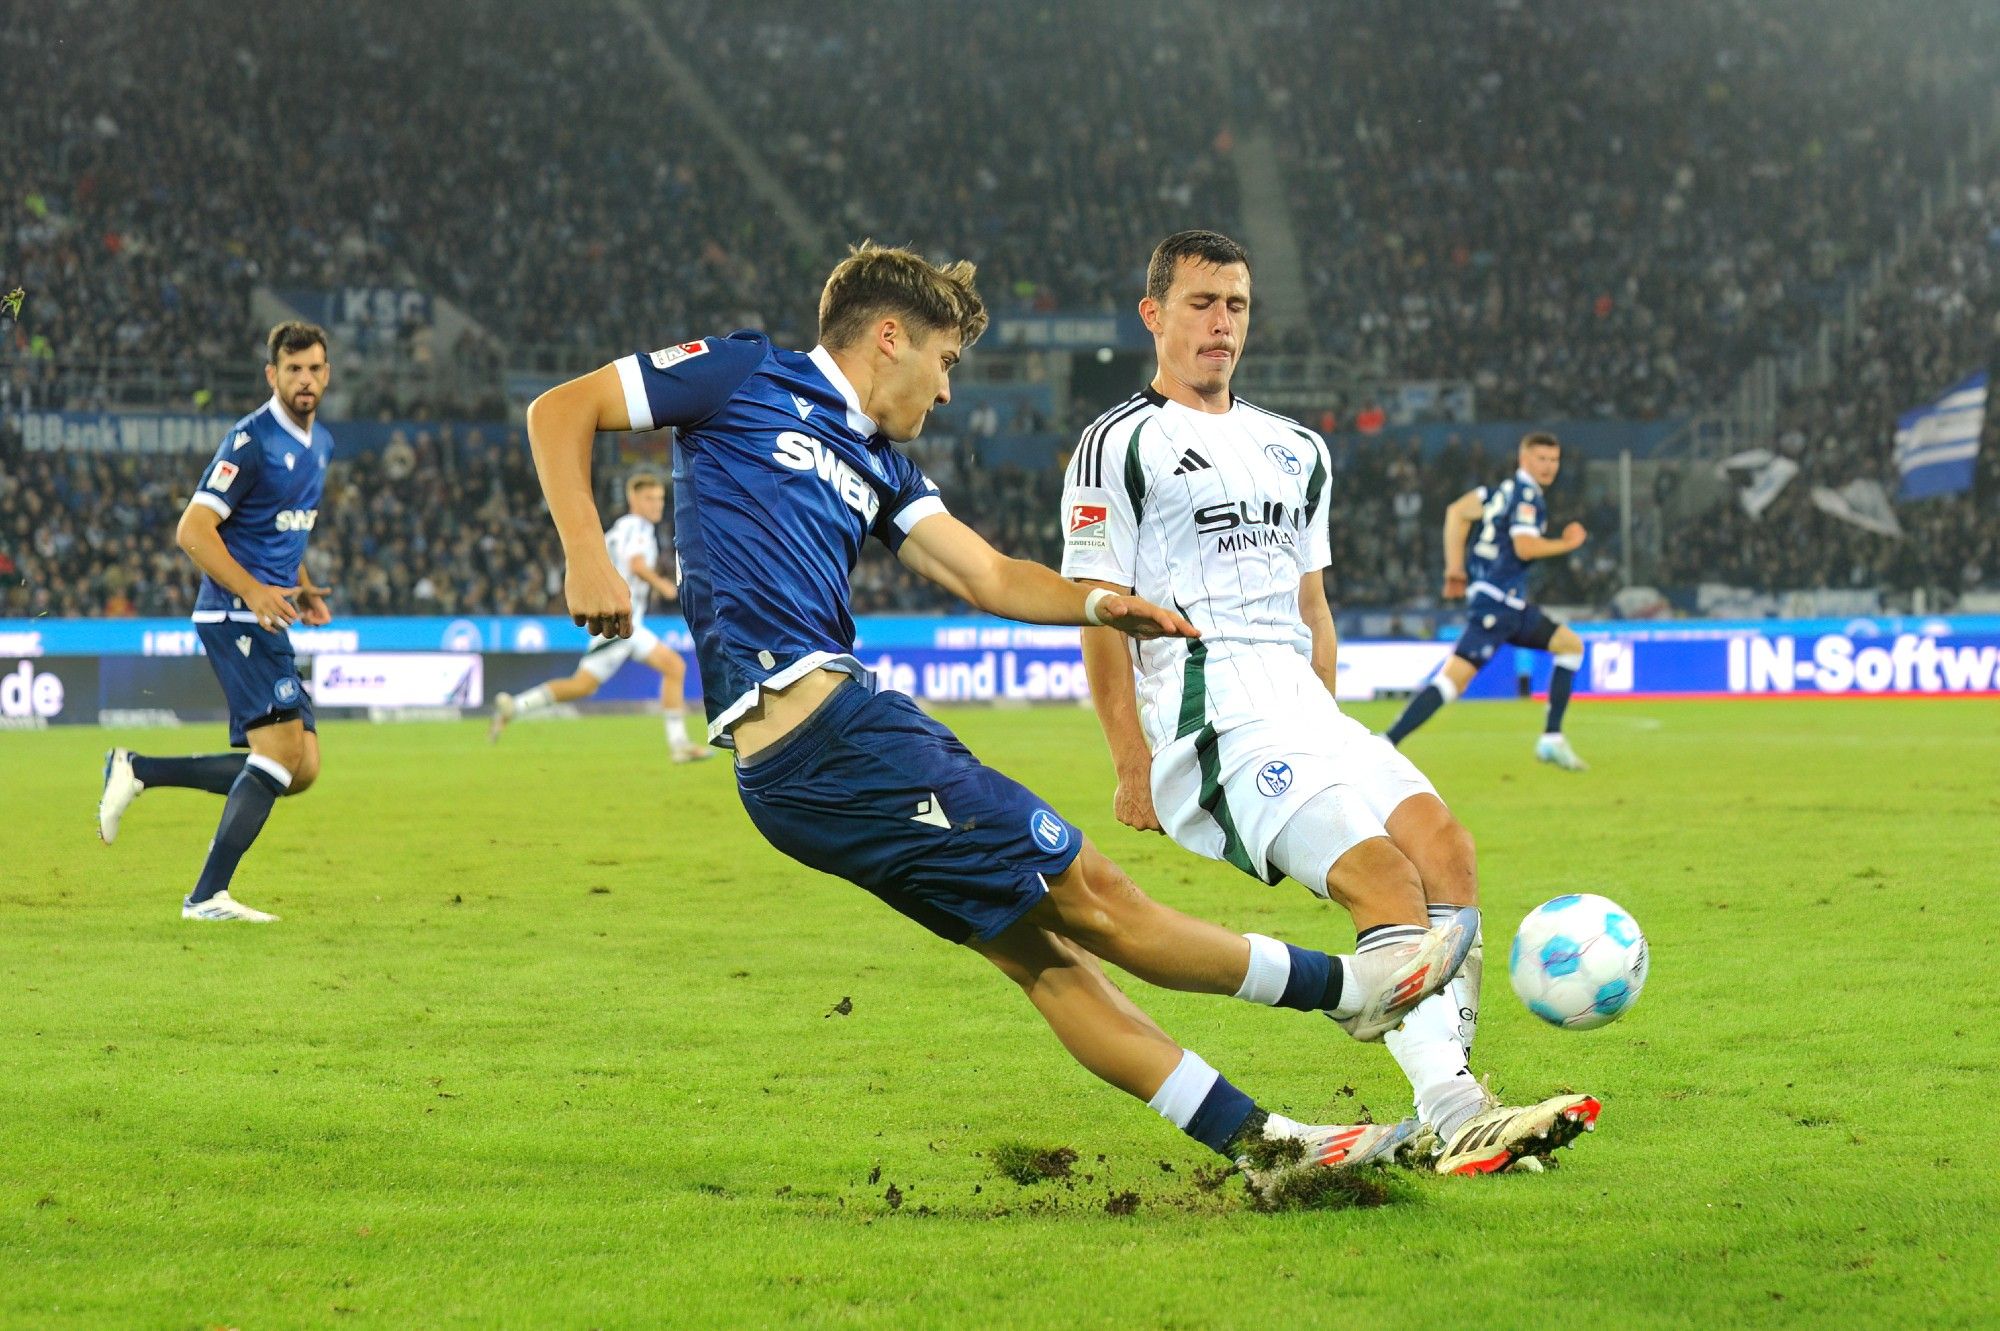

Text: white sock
xmin=1328 ymin=923 xmax=1424 ymax=1019
xmin=664 ymin=709 xmax=691 ymax=754
xmin=514 ymin=684 xmax=556 ymax=715
xmin=1434 ymin=674 xmax=1461 ymax=704
xmin=1233 ymin=933 xmax=1291 ymax=1005
xmin=1383 ymin=993 xmax=1483 ymax=1137
xmin=1146 ymin=1050 xmax=1221 ymax=1131
xmin=1429 ymin=903 xmax=1481 ymax=1057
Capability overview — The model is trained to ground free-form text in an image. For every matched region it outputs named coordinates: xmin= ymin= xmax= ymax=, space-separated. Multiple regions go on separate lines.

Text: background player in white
xmin=491 ymin=473 xmax=712 ymax=762
xmin=1383 ymin=432 xmax=1590 ymax=769
xmin=1066 ymin=231 xmax=1598 ymax=1174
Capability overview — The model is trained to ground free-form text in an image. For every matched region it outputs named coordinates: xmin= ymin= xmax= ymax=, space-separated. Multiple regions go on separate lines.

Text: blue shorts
xmin=196 ymin=619 xmax=317 ymax=747
xmin=736 ymin=681 xmax=1080 ymax=943
xmin=1452 ymin=598 xmax=1560 ymax=668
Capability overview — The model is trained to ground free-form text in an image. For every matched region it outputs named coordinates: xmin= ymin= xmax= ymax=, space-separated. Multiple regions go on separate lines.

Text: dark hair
xmin=818 ymin=241 xmax=989 ymax=350
xmin=267 ymin=321 xmax=328 ymax=366
xmin=1520 ymin=431 xmax=1562 ymax=451
xmin=1145 ymin=230 xmax=1251 ymax=304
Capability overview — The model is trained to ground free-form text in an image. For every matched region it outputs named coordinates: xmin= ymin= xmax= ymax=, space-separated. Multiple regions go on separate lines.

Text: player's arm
xmin=1072 ymin=578 xmax=1161 ymax=832
xmin=1300 ymin=570 xmax=1338 ymax=696
xmin=628 ymin=555 xmax=678 ymax=602
xmin=1512 ymin=524 xmax=1587 ymax=562
xmin=175 ymin=503 xmax=298 ymax=632
xmin=896 ymin=514 xmax=1195 ymax=640
xmin=1440 ymin=488 xmax=1485 ymax=599
xmin=525 ymin=364 xmax=639 ymax=638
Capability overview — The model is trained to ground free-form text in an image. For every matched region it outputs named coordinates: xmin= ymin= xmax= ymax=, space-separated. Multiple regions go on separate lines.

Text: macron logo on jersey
xmin=770 ymin=430 xmax=880 ymax=523
xmin=789 ymin=393 xmax=814 ymax=420
xmin=648 ymin=340 xmax=710 ymax=371
xmin=1068 ymin=504 xmax=1108 ymax=549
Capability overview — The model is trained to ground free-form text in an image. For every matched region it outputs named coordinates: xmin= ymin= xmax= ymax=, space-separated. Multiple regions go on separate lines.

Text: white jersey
xmin=605 ymin=512 xmax=660 ymax=620
xmin=1060 ymin=388 xmax=1333 ymax=753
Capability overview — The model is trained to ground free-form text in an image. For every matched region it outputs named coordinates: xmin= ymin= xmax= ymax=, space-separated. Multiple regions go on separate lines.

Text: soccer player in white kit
xmin=1063 ymin=231 xmax=1599 ymax=1174
xmin=491 ymin=473 xmax=712 ymax=762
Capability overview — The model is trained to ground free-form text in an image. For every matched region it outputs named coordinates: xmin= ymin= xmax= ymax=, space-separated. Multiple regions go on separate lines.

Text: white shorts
xmin=577 ymin=623 xmax=664 ymax=683
xmin=1151 ymin=698 xmax=1437 ymax=893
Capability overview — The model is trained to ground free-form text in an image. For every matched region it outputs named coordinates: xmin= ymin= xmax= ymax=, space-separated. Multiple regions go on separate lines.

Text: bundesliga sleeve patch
xmin=1517 ymin=502 xmax=1537 ymax=523
xmin=648 ymin=340 xmax=710 ymax=371
xmin=208 ymin=461 xmax=240 ymax=493
xmin=1067 ymin=503 xmax=1109 ymax=548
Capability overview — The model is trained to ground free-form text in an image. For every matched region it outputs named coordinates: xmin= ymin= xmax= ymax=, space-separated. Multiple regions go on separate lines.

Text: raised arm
xmin=525 ymin=364 xmax=635 ymax=638
xmin=896 ymin=513 xmax=1195 ymax=641
xmin=1440 ymin=487 xmax=1485 ymax=599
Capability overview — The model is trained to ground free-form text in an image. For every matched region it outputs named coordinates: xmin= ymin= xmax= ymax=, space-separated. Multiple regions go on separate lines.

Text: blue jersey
xmin=1463 ymin=468 xmax=1548 ymax=609
xmin=612 ymin=332 xmax=945 ymax=743
xmin=189 ymin=398 xmax=333 ymax=622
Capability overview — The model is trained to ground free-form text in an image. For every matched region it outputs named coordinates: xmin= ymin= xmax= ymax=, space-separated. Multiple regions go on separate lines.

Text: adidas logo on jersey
xmin=1172 ymin=448 xmax=1212 ymax=475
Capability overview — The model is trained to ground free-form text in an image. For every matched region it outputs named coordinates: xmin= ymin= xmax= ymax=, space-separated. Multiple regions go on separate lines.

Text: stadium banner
xmin=990 ymin=310 xmax=1150 ymax=351
xmin=8 ymin=410 xmax=511 ymax=457
xmin=276 ymin=287 xmax=433 ymax=348
xmin=0 ymin=656 xmax=99 ymax=727
xmin=1893 ymin=369 xmax=1987 ymax=500
xmin=312 ymin=653 xmax=483 ymax=707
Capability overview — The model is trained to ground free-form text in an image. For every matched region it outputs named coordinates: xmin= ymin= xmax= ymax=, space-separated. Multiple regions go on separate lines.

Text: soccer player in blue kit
xmin=1385 ymin=431 xmax=1592 ymax=770
xmin=98 ymin=323 xmax=336 ymax=921
xmin=524 ymin=244 xmax=1479 ymax=1193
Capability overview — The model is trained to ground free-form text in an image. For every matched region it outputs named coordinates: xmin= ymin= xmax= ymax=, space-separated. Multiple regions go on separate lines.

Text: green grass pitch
xmin=3 ymin=699 xmax=1995 ymax=1328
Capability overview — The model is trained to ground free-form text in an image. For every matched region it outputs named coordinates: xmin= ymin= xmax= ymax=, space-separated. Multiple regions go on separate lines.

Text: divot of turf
xmin=990 ymin=1141 xmax=1079 ymax=1185
xmin=1250 ymin=1167 xmax=1408 ymax=1214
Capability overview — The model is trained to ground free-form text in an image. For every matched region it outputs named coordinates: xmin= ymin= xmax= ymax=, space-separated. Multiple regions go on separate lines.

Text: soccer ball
xmin=1509 ymin=893 xmax=1649 ymax=1030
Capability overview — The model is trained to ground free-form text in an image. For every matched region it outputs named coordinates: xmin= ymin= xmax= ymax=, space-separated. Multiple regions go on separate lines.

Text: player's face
xmin=265 ymin=343 xmax=330 ymax=423
xmin=877 ymin=324 xmax=962 ymax=442
xmin=1523 ymin=444 xmax=1562 ymax=487
xmin=631 ymin=485 xmax=666 ymax=522
xmin=1143 ymin=259 xmax=1251 ymax=398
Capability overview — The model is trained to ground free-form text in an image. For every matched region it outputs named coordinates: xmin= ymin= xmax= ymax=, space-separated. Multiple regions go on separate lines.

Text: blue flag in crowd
xmin=1894 ymin=369 xmax=1987 ymax=499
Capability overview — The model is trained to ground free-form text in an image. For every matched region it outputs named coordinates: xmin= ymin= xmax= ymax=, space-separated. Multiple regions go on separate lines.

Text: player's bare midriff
xmin=729 ymin=666 xmax=850 ymax=760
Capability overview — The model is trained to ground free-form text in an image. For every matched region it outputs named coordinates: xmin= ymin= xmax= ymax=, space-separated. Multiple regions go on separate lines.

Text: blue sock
xmin=1276 ymin=942 xmax=1340 ymax=1012
xmin=1386 ymin=684 xmax=1446 ymax=745
xmin=1545 ymin=666 xmax=1576 ymax=734
xmin=131 ymin=753 xmax=246 ymax=795
xmin=188 ymin=762 xmax=287 ymax=904
xmin=1185 ymin=1075 xmax=1259 ymax=1155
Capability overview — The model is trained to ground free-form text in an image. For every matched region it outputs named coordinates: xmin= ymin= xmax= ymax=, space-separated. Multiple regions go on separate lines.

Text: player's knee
xmin=1324 ymin=837 xmax=1424 ymax=911
xmin=1046 ymin=847 xmax=1149 ymax=945
xmin=286 ymin=763 xmax=318 ymax=796
xmin=1551 ymin=626 xmax=1583 ymax=656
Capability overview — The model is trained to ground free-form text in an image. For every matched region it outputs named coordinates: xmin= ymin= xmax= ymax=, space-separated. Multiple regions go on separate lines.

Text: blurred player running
xmin=98 ymin=323 xmax=336 ymax=922
xmin=1384 ymin=432 xmax=1591 ymax=770
xmin=490 ymin=472 xmax=712 ymax=762
xmin=524 ymin=242 xmax=1479 ymax=1196
xmin=1065 ymin=232 xmax=1598 ymax=1174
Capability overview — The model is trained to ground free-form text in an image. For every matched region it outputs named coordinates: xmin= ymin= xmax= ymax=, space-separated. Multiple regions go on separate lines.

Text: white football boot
xmin=182 ymin=891 xmax=280 ymax=923
xmin=1411 ymin=1090 xmax=1601 ymax=1175
xmin=488 ymin=692 xmax=517 ymax=744
xmin=1238 ymin=1118 xmax=1417 ymax=1202
xmin=1534 ymin=734 xmax=1589 ymax=771
xmin=1333 ymin=906 xmax=1480 ymax=1041
xmin=99 ymin=748 xmax=144 ymax=844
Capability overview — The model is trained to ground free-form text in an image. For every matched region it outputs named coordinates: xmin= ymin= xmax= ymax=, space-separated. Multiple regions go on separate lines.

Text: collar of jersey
xmin=1514 ymin=466 xmax=1536 ymax=488
xmin=264 ymin=395 xmax=314 ymax=447
xmin=806 ymin=346 xmax=877 ymax=438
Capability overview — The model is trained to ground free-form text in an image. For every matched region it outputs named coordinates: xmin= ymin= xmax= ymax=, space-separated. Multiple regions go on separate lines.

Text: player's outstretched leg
xmin=491 ymin=670 xmax=601 ymax=743
xmin=646 ymin=644 xmax=712 ymax=763
xmin=182 ymin=723 xmax=316 ymax=922
xmin=98 ymin=749 xmax=248 ymax=843
xmin=971 ymin=923 xmax=1413 ymax=1196
xmin=1534 ymin=627 xmax=1588 ymax=771
xmin=1023 ymin=843 xmax=1477 ymax=1044
xmin=1386 ymin=657 xmax=1476 ymax=748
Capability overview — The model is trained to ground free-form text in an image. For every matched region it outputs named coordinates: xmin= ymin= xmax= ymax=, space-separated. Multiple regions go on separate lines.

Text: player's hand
xmin=1442 ymin=570 xmax=1468 ymax=600
xmin=297 ymin=586 xmax=333 ymax=626
xmin=1113 ymin=771 xmax=1163 ymax=834
xmin=1562 ymin=522 xmax=1588 ymax=550
xmin=567 ymin=555 xmax=634 ymax=638
xmin=245 ymin=583 xmax=300 ymax=633
xmin=1096 ymin=592 xmax=1199 ymax=641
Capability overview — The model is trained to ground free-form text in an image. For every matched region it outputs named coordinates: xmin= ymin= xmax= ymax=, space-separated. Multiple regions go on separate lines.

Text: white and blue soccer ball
xmin=1510 ymin=893 xmax=1649 ymax=1030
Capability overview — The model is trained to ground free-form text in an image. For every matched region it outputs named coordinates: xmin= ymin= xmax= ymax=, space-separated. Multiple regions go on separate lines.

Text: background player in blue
xmin=98 ymin=323 xmax=336 ymax=921
xmin=522 ymin=243 xmax=1477 ymax=1195
xmin=1385 ymin=431 xmax=1592 ymax=769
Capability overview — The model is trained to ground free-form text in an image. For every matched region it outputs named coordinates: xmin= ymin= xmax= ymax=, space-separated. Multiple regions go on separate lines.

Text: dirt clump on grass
xmin=989 ymin=1142 xmax=1079 ymax=1185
